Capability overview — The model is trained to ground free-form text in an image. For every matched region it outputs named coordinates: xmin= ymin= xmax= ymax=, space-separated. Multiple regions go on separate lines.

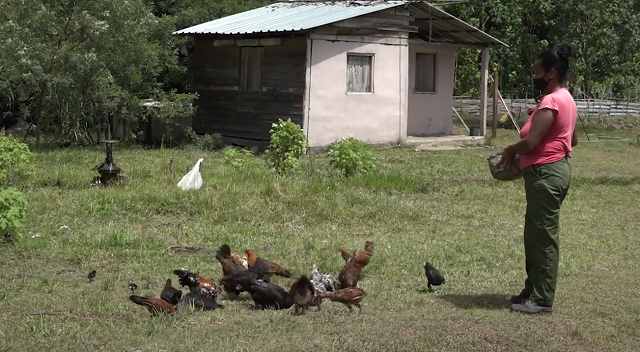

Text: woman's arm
xmin=571 ymin=128 xmax=578 ymax=147
xmin=506 ymin=108 xmax=557 ymax=154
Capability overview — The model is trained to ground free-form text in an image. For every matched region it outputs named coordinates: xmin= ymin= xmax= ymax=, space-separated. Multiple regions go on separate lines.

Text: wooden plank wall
xmin=453 ymin=97 xmax=640 ymax=119
xmin=192 ymin=35 xmax=306 ymax=141
xmin=309 ymin=8 xmax=416 ymax=45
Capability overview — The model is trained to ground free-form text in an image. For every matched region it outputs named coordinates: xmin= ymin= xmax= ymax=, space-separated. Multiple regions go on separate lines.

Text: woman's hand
xmin=498 ymin=146 xmax=516 ymax=169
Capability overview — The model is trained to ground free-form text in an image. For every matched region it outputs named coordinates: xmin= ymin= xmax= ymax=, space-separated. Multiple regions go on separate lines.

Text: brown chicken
xmin=245 ymin=249 xmax=292 ymax=280
xmin=215 ymin=244 xmax=248 ymax=277
xmin=338 ymin=242 xmax=373 ymax=288
xmin=338 ymin=248 xmax=352 ymax=262
xmin=317 ymin=287 xmax=366 ymax=313
xmin=289 ymin=275 xmax=315 ymax=315
xmin=129 ymin=295 xmax=176 ymax=316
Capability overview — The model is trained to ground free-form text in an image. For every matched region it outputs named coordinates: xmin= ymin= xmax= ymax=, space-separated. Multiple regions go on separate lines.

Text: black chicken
xmin=424 ymin=262 xmax=445 ymax=292
xmin=173 ymin=268 xmax=220 ymax=298
xmin=179 ymin=292 xmax=223 ymax=311
xmin=243 ymin=278 xmax=293 ymax=310
xmin=160 ymin=279 xmax=183 ymax=305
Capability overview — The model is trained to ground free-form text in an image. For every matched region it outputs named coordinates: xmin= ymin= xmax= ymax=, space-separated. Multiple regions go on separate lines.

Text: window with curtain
xmin=415 ymin=53 xmax=436 ymax=93
xmin=240 ymin=47 xmax=263 ymax=91
xmin=346 ymin=54 xmax=373 ymax=93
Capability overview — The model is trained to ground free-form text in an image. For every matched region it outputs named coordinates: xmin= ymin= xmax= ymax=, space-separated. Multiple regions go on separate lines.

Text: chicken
xmin=424 ymin=262 xmax=445 ymax=292
xmin=215 ymin=244 xmax=248 ymax=277
xmin=160 ymin=279 xmax=183 ymax=305
xmin=317 ymin=287 xmax=366 ymax=313
xmin=338 ymin=248 xmax=352 ymax=262
xmin=173 ymin=268 xmax=220 ymax=298
xmin=179 ymin=292 xmax=223 ymax=311
xmin=129 ymin=295 xmax=176 ymax=316
xmin=353 ymin=241 xmax=374 ymax=268
xmin=338 ymin=250 xmax=369 ymax=289
xmin=308 ymin=264 xmax=338 ymax=307
xmin=242 ymin=277 xmax=293 ymax=310
xmin=289 ymin=275 xmax=315 ymax=315
xmin=220 ymin=270 xmax=262 ymax=297
xmin=338 ymin=241 xmax=374 ymax=268
xmin=308 ymin=264 xmax=338 ymax=293
xmin=87 ymin=270 xmax=96 ymax=282
xmin=245 ymin=249 xmax=292 ymax=280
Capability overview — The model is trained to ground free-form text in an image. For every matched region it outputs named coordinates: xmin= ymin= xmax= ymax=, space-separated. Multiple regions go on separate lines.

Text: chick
xmin=289 ymin=275 xmax=315 ymax=315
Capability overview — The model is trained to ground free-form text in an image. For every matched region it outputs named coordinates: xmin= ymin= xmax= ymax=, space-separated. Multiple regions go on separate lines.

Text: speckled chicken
xmin=308 ymin=263 xmax=337 ymax=295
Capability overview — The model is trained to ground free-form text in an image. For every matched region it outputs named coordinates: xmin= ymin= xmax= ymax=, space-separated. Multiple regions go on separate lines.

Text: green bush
xmin=194 ymin=133 xmax=223 ymax=151
xmin=264 ymin=119 xmax=307 ymax=174
xmin=0 ymin=135 xmax=33 ymax=241
xmin=0 ymin=134 xmax=33 ymax=185
xmin=223 ymin=147 xmax=254 ymax=168
xmin=327 ymin=137 xmax=376 ymax=177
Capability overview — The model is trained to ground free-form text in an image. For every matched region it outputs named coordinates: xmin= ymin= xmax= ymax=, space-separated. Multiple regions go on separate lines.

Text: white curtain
xmin=347 ymin=55 xmax=372 ymax=92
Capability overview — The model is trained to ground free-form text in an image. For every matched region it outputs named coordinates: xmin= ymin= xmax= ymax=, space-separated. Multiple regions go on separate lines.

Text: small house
xmin=174 ymin=0 xmax=506 ymax=149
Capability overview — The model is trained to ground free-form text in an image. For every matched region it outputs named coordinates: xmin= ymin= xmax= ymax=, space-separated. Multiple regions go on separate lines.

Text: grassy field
xmin=2 ymin=129 xmax=640 ymax=352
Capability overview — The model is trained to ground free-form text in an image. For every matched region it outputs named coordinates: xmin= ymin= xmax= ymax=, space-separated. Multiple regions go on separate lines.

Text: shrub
xmin=223 ymin=147 xmax=254 ymax=168
xmin=0 ymin=135 xmax=33 ymax=241
xmin=326 ymin=137 xmax=375 ymax=177
xmin=194 ymin=133 xmax=223 ymax=151
xmin=264 ymin=119 xmax=307 ymax=174
xmin=0 ymin=134 xmax=33 ymax=185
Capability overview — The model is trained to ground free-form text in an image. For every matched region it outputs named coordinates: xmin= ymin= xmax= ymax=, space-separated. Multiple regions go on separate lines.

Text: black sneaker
xmin=509 ymin=290 xmax=530 ymax=304
xmin=510 ymin=299 xmax=553 ymax=315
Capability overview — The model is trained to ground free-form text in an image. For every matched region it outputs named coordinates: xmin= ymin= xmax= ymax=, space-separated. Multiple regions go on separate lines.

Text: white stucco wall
xmin=407 ymin=43 xmax=457 ymax=136
xmin=305 ymin=39 xmax=408 ymax=147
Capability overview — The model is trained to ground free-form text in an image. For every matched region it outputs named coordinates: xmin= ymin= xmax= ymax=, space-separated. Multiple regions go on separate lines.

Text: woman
xmin=498 ymin=44 xmax=578 ymax=315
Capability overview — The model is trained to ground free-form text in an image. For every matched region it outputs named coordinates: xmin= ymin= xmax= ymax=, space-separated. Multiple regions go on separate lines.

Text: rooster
xmin=245 ymin=249 xmax=292 ymax=280
xmin=339 ymin=241 xmax=374 ymax=267
xmin=160 ymin=279 xmax=182 ymax=305
xmin=241 ymin=278 xmax=293 ymax=310
xmin=129 ymin=295 xmax=176 ymax=316
xmin=318 ymin=287 xmax=366 ymax=313
xmin=215 ymin=244 xmax=248 ymax=277
xmin=289 ymin=275 xmax=315 ymax=315
xmin=173 ymin=268 xmax=220 ymax=298
xmin=424 ymin=262 xmax=445 ymax=292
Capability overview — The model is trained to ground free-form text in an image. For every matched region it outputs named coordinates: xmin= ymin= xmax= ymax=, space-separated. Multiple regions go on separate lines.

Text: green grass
xmin=2 ymin=131 xmax=640 ymax=352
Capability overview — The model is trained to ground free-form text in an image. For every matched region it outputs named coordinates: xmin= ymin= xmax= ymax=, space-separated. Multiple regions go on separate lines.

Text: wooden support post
xmin=479 ymin=47 xmax=490 ymax=136
xmin=492 ymin=71 xmax=499 ymax=138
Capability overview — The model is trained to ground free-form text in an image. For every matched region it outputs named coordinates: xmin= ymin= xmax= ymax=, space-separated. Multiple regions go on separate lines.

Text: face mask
xmin=533 ymin=74 xmax=549 ymax=92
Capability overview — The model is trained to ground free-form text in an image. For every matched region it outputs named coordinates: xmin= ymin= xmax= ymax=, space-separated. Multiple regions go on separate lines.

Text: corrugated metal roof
xmin=173 ymin=1 xmax=407 ymax=35
xmin=173 ymin=0 xmax=506 ymax=47
xmin=408 ymin=2 xmax=507 ymax=46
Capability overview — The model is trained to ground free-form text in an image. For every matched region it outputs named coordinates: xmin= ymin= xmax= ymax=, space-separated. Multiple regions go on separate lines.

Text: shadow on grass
xmin=438 ymin=293 xmax=511 ymax=310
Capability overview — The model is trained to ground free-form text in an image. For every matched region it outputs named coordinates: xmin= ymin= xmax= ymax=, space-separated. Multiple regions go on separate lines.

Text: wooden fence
xmin=452 ymin=97 xmax=640 ymax=119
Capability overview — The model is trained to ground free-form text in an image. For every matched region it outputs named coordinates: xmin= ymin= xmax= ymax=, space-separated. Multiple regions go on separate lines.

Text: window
xmin=415 ymin=53 xmax=436 ymax=93
xmin=240 ymin=47 xmax=263 ymax=91
xmin=346 ymin=54 xmax=373 ymax=93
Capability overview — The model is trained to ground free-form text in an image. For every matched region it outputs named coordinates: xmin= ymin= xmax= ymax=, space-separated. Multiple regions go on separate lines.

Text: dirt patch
xmin=162 ymin=243 xmax=202 ymax=255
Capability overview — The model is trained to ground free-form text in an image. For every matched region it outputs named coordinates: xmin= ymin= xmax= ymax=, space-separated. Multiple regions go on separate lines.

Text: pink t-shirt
xmin=519 ymin=87 xmax=577 ymax=170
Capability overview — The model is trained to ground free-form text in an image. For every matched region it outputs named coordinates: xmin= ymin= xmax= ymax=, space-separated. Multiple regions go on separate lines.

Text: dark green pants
xmin=522 ymin=157 xmax=571 ymax=307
